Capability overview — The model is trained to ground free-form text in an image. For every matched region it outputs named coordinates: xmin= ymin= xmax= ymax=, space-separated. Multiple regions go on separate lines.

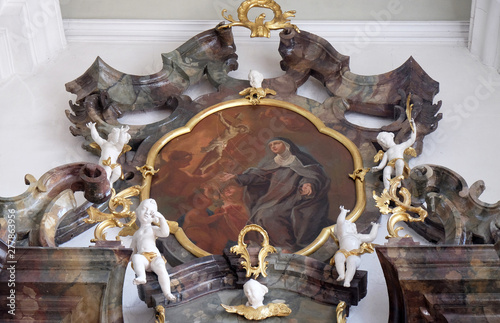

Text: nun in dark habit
xmin=223 ymin=137 xmax=331 ymax=252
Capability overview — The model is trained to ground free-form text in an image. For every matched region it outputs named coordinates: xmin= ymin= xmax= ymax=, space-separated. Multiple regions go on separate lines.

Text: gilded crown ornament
xmin=220 ymin=0 xmax=299 ymax=38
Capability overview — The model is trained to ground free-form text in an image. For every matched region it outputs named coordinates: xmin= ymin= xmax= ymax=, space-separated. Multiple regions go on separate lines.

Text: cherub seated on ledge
xmin=131 ymin=198 xmax=176 ymax=301
xmin=333 ymin=206 xmax=379 ymax=288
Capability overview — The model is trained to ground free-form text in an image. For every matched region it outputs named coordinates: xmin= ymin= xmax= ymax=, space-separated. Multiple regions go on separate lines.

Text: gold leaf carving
xmin=349 ymin=168 xmax=370 ymax=182
xmin=239 ymin=87 xmax=276 ymax=105
xmin=230 ymin=224 xmax=277 ymax=279
xmin=220 ymin=0 xmax=299 ymax=38
xmin=222 ymin=303 xmax=291 ymax=320
xmin=373 ymin=176 xmax=427 ymax=239
xmin=336 ymin=301 xmax=347 ymax=323
xmin=86 ymin=185 xmax=143 ymax=242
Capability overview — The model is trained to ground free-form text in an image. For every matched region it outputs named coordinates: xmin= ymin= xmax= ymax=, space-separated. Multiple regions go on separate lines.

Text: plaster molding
xmin=0 ymin=28 xmax=14 ymax=80
xmin=0 ymin=0 xmax=66 ymax=82
xmin=469 ymin=0 xmax=500 ymax=71
xmin=63 ymin=19 xmax=469 ymax=45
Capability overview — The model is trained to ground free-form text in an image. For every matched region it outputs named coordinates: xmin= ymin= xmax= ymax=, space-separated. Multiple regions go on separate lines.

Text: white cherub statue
xmin=239 ymin=70 xmax=276 ymax=104
xmin=131 ymin=198 xmax=176 ymax=301
xmin=244 ymin=279 xmax=269 ymax=309
xmin=221 ymin=279 xmax=291 ymax=319
xmin=371 ymin=119 xmax=416 ymax=190
xmin=249 ymin=70 xmax=264 ymax=89
xmin=333 ymin=206 xmax=379 ymax=287
xmin=86 ymin=122 xmax=131 ymax=185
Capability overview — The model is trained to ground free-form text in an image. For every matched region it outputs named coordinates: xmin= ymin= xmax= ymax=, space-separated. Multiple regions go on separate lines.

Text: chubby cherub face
xmin=137 ymin=199 xmax=158 ymax=224
xmin=376 ymin=132 xmax=395 ymax=149
xmin=344 ymin=221 xmax=358 ymax=234
xmin=108 ymin=128 xmax=121 ymax=143
xmin=244 ymin=279 xmax=268 ymax=309
xmin=249 ymin=70 xmax=264 ymax=88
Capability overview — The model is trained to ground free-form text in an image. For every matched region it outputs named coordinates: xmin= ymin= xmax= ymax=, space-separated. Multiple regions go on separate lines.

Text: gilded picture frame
xmin=141 ymin=98 xmax=366 ymax=257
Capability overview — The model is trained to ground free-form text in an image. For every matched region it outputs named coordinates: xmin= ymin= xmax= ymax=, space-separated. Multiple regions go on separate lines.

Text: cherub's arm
xmin=153 ymin=212 xmax=170 ymax=238
xmin=130 ymin=234 xmax=138 ymax=254
xmin=86 ymin=122 xmax=106 ymax=146
xmin=119 ymin=125 xmax=131 ymax=143
xmin=359 ymin=222 xmax=380 ymax=243
xmin=335 ymin=206 xmax=349 ymax=238
xmin=401 ymin=119 xmax=417 ymax=149
xmin=371 ymin=152 xmax=388 ymax=172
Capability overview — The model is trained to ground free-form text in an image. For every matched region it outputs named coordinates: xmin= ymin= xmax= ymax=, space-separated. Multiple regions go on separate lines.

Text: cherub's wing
xmin=404 ymin=147 xmax=417 ymax=157
xmin=374 ymin=150 xmax=384 ymax=163
xmin=221 ymin=304 xmax=246 ymax=315
xmin=89 ymin=142 xmax=101 ymax=152
xmin=120 ymin=144 xmax=132 ymax=156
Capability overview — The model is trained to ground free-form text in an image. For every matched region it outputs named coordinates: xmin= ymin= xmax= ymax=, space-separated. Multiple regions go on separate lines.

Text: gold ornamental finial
xmin=230 ymin=224 xmax=277 ymax=279
xmin=220 ymin=0 xmax=299 ymax=38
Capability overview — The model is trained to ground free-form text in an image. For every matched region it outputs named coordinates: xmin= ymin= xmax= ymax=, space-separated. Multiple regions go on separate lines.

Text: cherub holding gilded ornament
xmin=371 ymin=118 xmax=417 ymax=190
xmin=371 ymin=92 xmax=418 ymax=190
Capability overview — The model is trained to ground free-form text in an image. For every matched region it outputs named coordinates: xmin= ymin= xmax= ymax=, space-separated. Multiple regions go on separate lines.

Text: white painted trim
xmin=63 ymin=19 xmax=469 ymax=45
xmin=0 ymin=28 xmax=14 ymax=80
xmin=469 ymin=0 xmax=500 ymax=71
xmin=0 ymin=0 xmax=66 ymax=82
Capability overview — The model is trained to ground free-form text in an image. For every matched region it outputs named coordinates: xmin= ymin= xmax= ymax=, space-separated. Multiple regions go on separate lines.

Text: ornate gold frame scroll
xmin=141 ymin=98 xmax=366 ymax=257
xmin=230 ymin=224 xmax=277 ymax=279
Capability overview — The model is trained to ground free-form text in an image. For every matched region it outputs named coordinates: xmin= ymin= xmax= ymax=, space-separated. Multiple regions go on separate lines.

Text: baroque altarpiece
xmin=1 ymin=1 xmax=499 ymax=322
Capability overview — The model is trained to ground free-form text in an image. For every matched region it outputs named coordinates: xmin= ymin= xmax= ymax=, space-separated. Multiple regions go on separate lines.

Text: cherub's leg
xmin=101 ymin=164 xmax=112 ymax=182
xmin=334 ymin=253 xmax=346 ymax=281
xmin=382 ymin=166 xmax=393 ymax=190
xmin=343 ymin=256 xmax=361 ymax=288
xmin=132 ymin=254 xmax=149 ymax=285
xmin=394 ymin=159 xmax=406 ymax=178
xmin=151 ymin=257 xmax=176 ymax=301
xmin=109 ymin=166 xmax=122 ymax=184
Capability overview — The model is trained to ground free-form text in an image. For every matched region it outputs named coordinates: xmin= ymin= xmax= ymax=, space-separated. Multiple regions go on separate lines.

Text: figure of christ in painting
xmin=196 ymin=112 xmax=249 ymax=174
xmin=222 ymin=137 xmax=331 ymax=252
